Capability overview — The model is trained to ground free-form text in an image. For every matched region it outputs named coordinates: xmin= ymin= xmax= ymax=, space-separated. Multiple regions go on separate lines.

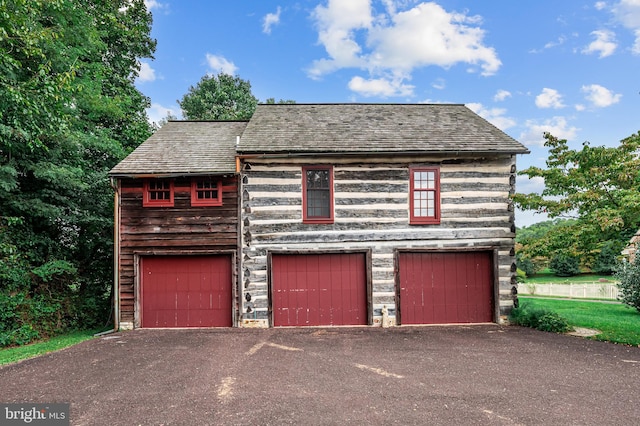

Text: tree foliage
xmin=0 ymin=0 xmax=155 ymax=346
xmin=514 ymin=132 xmax=640 ymax=267
xmin=615 ymin=258 xmax=640 ymax=312
xmin=178 ymin=73 xmax=258 ymax=120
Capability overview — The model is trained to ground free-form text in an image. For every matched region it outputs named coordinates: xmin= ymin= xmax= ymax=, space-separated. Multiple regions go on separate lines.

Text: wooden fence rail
xmin=517 ymin=282 xmax=619 ymax=300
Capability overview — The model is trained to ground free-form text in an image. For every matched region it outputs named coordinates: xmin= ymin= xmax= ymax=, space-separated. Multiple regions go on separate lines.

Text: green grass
xmin=0 ymin=329 xmax=101 ymax=366
xmin=523 ymin=271 xmax=615 ymax=284
xmin=521 ymin=297 xmax=640 ymax=346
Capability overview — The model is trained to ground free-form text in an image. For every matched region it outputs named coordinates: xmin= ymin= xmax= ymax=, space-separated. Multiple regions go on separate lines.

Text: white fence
xmin=517 ymin=282 xmax=619 ymax=300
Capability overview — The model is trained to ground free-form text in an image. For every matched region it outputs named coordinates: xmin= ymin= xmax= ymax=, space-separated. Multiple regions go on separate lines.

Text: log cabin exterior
xmin=109 ymin=103 xmax=529 ymax=330
xmin=237 ymin=104 xmax=529 ymax=328
xmin=109 ymin=121 xmax=247 ymax=330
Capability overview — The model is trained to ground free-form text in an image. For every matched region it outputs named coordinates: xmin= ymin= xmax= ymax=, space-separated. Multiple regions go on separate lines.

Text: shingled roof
xmin=109 ymin=121 xmax=247 ymax=177
xmin=238 ymin=103 xmax=529 ymax=155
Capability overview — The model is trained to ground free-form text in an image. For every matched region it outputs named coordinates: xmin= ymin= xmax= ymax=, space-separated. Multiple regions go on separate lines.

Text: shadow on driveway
xmin=1 ymin=325 xmax=639 ymax=425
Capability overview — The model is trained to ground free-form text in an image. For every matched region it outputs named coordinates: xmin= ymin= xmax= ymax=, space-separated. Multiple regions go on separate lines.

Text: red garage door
xmin=271 ymin=253 xmax=368 ymax=327
xmin=398 ymin=251 xmax=493 ymax=324
xmin=141 ymin=255 xmax=232 ymax=328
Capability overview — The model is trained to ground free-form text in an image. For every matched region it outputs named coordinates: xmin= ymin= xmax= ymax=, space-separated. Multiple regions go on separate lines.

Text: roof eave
xmin=108 ymin=170 xmax=238 ymax=179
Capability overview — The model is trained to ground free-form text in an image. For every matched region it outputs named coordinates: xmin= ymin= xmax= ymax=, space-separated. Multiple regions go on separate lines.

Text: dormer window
xmin=191 ymin=178 xmax=222 ymax=206
xmin=143 ymin=179 xmax=174 ymax=207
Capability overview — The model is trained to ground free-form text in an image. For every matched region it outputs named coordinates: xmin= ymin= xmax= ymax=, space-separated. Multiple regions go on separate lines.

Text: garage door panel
xmin=399 ymin=251 xmax=493 ymax=324
xmin=272 ymin=253 xmax=367 ymax=327
xmin=141 ymin=255 xmax=232 ymax=328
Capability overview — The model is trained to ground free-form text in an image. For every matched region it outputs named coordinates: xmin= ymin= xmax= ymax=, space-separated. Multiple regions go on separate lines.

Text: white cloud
xmin=614 ymin=0 xmax=640 ymax=27
xmin=137 ymin=62 xmax=156 ymax=83
xmin=517 ymin=175 xmax=546 ymax=195
xmin=634 ymin=28 xmax=640 ymax=53
xmin=466 ymin=102 xmax=516 ymax=131
xmin=613 ymin=0 xmax=640 ymax=53
xmin=581 ymin=84 xmax=622 ymax=107
xmin=519 ymin=116 xmax=579 ymax=147
xmin=205 ymin=54 xmax=238 ymax=75
xmin=147 ymin=103 xmax=179 ymax=125
xmin=263 ymin=6 xmax=282 ymax=34
xmin=595 ymin=1 xmax=607 ymax=11
xmin=431 ymin=78 xmax=446 ymax=90
xmin=535 ymin=88 xmax=565 ymax=109
xmin=308 ymin=1 xmax=501 ymax=96
xmin=348 ymin=75 xmax=414 ymax=97
xmin=582 ymin=29 xmax=617 ymax=57
xmin=493 ymin=89 xmax=511 ymax=102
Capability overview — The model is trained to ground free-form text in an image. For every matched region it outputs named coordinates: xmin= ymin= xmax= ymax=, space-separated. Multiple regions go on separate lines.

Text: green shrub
xmin=550 ymin=253 xmax=581 ymax=277
xmin=615 ymin=258 xmax=640 ymax=312
xmin=509 ymin=302 xmax=572 ymax=333
xmin=516 ymin=268 xmax=527 ymax=283
xmin=516 ymin=256 xmax=536 ymax=277
xmin=593 ymin=242 xmax=620 ymax=275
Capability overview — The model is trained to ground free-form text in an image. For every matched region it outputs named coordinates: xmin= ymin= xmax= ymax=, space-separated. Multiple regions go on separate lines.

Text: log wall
xmin=240 ymin=155 xmax=519 ymax=326
xmin=116 ymin=175 xmax=239 ymax=327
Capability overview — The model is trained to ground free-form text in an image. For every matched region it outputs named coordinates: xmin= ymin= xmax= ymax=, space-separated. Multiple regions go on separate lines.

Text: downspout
xmin=110 ymin=177 xmax=120 ymax=331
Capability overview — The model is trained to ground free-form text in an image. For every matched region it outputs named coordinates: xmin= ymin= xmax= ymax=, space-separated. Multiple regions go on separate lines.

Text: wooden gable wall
xmin=116 ymin=175 xmax=239 ymax=326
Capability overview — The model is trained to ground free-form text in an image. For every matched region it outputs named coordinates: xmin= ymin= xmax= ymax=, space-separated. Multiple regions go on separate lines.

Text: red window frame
xmin=302 ymin=165 xmax=334 ymax=224
xmin=143 ymin=179 xmax=174 ymax=207
xmin=409 ymin=167 xmax=440 ymax=224
xmin=191 ymin=178 xmax=223 ymax=206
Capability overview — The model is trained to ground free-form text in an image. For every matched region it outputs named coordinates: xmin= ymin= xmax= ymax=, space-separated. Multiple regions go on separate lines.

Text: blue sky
xmin=135 ymin=0 xmax=640 ymax=227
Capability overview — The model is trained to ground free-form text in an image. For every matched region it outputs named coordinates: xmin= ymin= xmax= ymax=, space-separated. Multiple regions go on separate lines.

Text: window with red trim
xmin=302 ymin=166 xmax=334 ymax=223
xmin=143 ymin=179 xmax=174 ymax=207
xmin=191 ymin=178 xmax=222 ymax=206
xmin=409 ymin=167 xmax=440 ymax=224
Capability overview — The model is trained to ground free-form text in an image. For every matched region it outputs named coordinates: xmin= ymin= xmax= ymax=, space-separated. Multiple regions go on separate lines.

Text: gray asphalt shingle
xmin=238 ymin=103 xmax=528 ymax=154
xmin=110 ymin=104 xmax=528 ymax=176
xmin=109 ymin=121 xmax=247 ymax=177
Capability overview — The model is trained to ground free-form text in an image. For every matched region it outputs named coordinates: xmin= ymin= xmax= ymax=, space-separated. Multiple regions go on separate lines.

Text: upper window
xmin=410 ymin=167 xmax=440 ymax=224
xmin=143 ymin=179 xmax=174 ymax=207
xmin=191 ymin=178 xmax=222 ymax=206
xmin=302 ymin=166 xmax=334 ymax=223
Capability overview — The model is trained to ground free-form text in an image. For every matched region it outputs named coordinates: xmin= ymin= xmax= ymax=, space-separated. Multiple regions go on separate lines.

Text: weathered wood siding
xmin=240 ymin=156 xmax=518 ymax=325
xmin=117 ymin=175 xmax=239 ymax=327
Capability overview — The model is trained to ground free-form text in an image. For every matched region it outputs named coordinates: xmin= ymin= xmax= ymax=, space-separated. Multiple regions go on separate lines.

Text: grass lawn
xmin=521 ymin=297 xmax=640 ymax=346
xmin=0 ymin=329 xmax=102 ymax=366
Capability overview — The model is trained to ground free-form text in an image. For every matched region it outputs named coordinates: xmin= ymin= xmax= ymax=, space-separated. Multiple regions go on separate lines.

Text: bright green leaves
xmin=179 ymin=73 xmax=259 ymax=120
xmin=515 ymin=131 xmax=640 ymax=267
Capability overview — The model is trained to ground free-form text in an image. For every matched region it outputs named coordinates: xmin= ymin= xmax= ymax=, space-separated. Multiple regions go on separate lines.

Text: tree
xmin=0 ymin=0 xmax=155 ymax=346
xmin=178 ymin=73 xmax=258 ymax=120
xmin=514 ymin=132 xmax=640 ymax=267
xmin=549 ymin=253 xmax=581 ymax=277
xmin=615 ymin=258 xmax=640 ymax=312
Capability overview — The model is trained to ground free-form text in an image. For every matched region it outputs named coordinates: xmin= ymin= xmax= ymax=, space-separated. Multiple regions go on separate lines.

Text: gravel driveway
xmin=1 ymin=325 xmax=639 ymax=425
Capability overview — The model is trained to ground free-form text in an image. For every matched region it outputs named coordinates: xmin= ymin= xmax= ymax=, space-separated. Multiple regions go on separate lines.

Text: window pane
xmin=306 ymin=169 xmax=330 ymax=218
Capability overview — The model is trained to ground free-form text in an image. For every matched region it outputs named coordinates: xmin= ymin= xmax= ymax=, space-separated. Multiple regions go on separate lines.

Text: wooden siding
xmin=240 ymin=156 xmax=518 ymax=324
xmin=117 ymin=175 xmax=239 ymax=326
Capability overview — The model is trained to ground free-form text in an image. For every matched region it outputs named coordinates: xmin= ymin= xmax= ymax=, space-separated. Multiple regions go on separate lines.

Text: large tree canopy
xmin=178 ymin=73 xmax=258 ymax=120
xmin=0 ymin=0 xmax=155 ymax=346
xmin=514 ymin=132 xmax=640 ymax=266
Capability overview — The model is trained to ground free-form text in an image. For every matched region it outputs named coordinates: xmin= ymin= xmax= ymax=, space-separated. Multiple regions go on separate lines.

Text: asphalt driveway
xmin=1 ymin=325 xmax=639 ymax=425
